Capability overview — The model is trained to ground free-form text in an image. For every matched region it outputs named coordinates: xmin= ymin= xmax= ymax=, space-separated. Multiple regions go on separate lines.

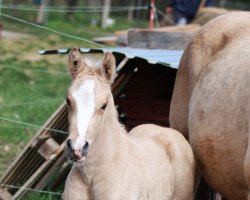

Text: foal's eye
xmin=66 ymin=98 xmax=71 ymax=106
xmin=100 ymin=103 xmax=107 ymax=110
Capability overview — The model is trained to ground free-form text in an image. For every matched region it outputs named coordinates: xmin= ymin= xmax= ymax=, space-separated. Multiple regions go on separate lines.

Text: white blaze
xmin=72 ymin=80 xmax=95 ymax=149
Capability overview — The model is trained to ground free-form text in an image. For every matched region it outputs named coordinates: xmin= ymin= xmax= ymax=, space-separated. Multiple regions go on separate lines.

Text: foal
xmin=62 ymin=48 xmax=195 ymax=200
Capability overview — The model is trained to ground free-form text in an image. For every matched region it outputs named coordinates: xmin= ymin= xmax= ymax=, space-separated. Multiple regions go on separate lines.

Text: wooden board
xmin=128 ymin=25 xmax=201 ymax=50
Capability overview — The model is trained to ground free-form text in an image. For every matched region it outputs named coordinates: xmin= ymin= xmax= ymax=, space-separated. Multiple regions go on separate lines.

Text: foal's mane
xmin=83 ymin=54 xmax=103 ymax=70
xmin=81 ymin=54 xmax=111 ymax=85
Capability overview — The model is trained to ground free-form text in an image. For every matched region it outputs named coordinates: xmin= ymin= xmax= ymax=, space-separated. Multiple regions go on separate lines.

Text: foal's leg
xmin=62 ymin=167 xmax=89 ymax=200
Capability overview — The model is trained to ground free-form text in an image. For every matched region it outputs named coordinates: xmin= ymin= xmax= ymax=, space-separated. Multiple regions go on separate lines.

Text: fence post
xmin=36 ymin=0 xmax=50 ymax=25
xmin=0 ymin=0 xmax=2 ymax=38
xmin=0 ymin=0 xmax=2 ymax=17
xmin=149 ymin=0 xmax=155 ymax=29
xmin=101 ymin=0 xmax=111 ymax=29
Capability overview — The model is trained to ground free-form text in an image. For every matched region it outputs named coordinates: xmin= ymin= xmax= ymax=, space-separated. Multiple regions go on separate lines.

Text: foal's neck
xmin=94 ymin=101 xmax=127 ymax=158
xmin=79 ymin=98 xmax=128 ymax=178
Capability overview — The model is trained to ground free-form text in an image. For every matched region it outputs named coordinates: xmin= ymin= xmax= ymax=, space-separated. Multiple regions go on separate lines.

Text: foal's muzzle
xmin=65 ymin=139 xmax=89 ymax=162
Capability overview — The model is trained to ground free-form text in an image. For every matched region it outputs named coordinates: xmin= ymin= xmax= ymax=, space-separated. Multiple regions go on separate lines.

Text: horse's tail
xmin=195 ymin=177 xmax=216 ymax=200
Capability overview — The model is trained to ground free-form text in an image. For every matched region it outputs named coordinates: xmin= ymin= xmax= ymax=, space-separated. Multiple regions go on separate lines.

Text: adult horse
xmin=170 ymin=12 xmax=250 ymax=200
xmin=62 ymin=48 xmax=195 ymax=200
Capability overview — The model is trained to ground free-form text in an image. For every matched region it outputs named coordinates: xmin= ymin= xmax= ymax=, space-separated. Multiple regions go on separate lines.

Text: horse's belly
xmin=188 ymin=64 xmax=249 ymax=199
xmin=191 ymin=131 xmax=247 ymax=199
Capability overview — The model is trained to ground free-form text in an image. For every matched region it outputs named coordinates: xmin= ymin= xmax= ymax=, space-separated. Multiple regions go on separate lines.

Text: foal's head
xmin=65 ymin=48 xmax=116 ymax=163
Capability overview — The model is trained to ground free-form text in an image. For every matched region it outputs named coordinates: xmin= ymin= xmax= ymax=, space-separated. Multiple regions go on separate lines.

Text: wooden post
xmin=149 ymin=0 xmax=155 ymax=29
xmin=36 ymin=0 xmax=50 ymax=25
xmin=0 ymin=0 xmax=2 ymax=38
xmin=0 ymin=0 xmax=2 ymax=17
xmin=135 ymin=0 xmax=142 ymax=19
xmin=220 ymin=0 xmax=226 ymax=7
xmin=127 ymin=0 xmax=135 ymax=21
xmin=101 ymin=0 xmax=111 ymax=29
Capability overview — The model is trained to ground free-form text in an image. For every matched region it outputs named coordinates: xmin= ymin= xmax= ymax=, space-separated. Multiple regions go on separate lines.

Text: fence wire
xmin=0 ymin=12 xmax=109 ymax=48
xmin=0 ymin=183 xmax=62 ymax=196
xmin=0 ymin=5 xmax=148 ymax=13
xmin=0 ymin=116 xmax=68 ymax=135
xmin=0 ymin=98 xmax=64 ymax=108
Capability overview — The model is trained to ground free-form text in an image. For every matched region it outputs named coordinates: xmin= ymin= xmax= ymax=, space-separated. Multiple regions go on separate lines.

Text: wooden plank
xmin=50 ymin=163 xmax=71 ymax=190
xmin=7 ymin=148 xmax=39 ymax=185
xmin=122 ymin=111 xmax=168 ymax=123
xmin=125 ymin=92 xmax=162 ymax=100
xmin=92 ymin=36 xmax=117 ymax=46
xmin=0 ymin=102 xmax=66 ymax=183
xmin=121 ymin=104 xmax=170 ymax=115
xmin=34 ymin=152 xmax=66 ymax=189
xmin=116 ymin=57 xmax=130 ymax=73
xmin=152 ymin=24 xmax=200 ymax=33
xmin=38 ymin=138 xmax=59 ymax=160
xmin=3 ymin=148 xmax=33 ymax=184
xmin=13 ymin=152 xmax=42 ymax=186
xmin=0 ymin=189 xmax=13 ymax=200
xmin=14 ymin=159 xmax=53 ymax=200
xmin=112 ymin=74 xmax=126 ymax=92
xmin=116 ymin=99 xmax=170 ymax=109
xmin=113 ymin=71 xmax=135 ymax=98
xmin=13 ymin=143 xmax=65 ymax=200
xmin=128 ymin=29 xmax=195 ymax=50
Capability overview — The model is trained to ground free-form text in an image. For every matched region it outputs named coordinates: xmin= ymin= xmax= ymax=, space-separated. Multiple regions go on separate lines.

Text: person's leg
xmin=174 ymin=10 xmax=187 ymax=25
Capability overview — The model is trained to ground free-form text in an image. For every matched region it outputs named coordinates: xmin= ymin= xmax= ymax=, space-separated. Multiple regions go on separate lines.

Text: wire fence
xmin=0 ymin=98 xmax=64 ymax=108
xmin=0 ymin=11 xmax=171 ymax=68
xmin=0 ymin=5 xmax=148 ymax=13
xmin=0 ymin=183 xmax=62 ymax=196
xmin=0 ymin=116 xmax=68 ymax=135
xmin=0 ymin=12 xmax=109 ymax=48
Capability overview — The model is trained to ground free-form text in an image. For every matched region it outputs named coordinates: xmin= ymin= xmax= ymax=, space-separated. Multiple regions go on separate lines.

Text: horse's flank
xmin=170 ymin=11 xmax=250 ymax=200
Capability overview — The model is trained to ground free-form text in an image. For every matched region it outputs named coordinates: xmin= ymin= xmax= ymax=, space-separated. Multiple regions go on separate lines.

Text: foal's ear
xmin=68 ymin=48 xmax=85 ymax=79
xmin=102 ymin=52 xmax=116 ymax=84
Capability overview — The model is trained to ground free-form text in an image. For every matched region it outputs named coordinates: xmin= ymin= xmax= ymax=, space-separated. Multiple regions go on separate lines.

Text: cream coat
xmin=170 ymin=12 xmax=250 ymax=200
xmin=62 ymin=48 xmax=195 ymax=200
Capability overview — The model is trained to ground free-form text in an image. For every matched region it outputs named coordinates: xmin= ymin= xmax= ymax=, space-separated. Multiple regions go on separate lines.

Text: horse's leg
xmin=244 ymin=118 xmax=250 ymax=200
xmin=62 ymin=167 xmax=89 ymax=200
xmin=244 ymin=148 xmax=250 ymax=200
xmin=193 ymin=167 xmax=201 ymax=198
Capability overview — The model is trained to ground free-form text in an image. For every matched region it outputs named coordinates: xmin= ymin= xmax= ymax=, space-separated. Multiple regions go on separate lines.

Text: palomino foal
xmin=62 ymin=48 xmax=195 ymax=200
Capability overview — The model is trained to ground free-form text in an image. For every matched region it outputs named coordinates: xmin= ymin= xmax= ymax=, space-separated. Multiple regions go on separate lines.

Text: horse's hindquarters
xmin=188 ymin=60 xmax=249 ymax=199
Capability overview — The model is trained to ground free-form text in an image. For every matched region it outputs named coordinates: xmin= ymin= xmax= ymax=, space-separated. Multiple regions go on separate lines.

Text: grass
xmin=0 ymin=8 xmax=147 ymax=199
xmin=22 ymin=193 xmax=61 ymax=200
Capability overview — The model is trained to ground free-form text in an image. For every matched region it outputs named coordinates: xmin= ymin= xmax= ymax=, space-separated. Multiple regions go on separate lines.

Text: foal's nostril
xmin=66 ymin=139 xmax=74 ymax=151
xmin=82 ymin=141 xmax=89 ymax=157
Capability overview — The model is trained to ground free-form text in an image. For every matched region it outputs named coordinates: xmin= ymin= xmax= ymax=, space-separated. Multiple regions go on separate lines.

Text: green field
xmin=0 ymin=10 xmax=147 ymax=199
